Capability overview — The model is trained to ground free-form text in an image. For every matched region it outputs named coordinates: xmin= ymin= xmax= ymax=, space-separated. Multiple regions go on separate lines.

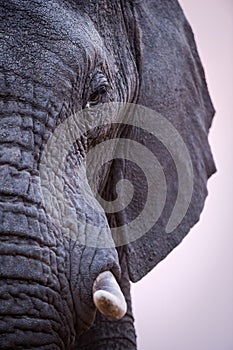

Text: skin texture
xmin=0 ymin=0 xmax=215 ymax=349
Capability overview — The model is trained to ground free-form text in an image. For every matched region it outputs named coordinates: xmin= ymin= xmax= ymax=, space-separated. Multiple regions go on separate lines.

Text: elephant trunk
xmin=0 ymin=164 xmax=76 ymax=348
xmin=0 ymin=204 xmax=76 ymax=349
xmin=0 ymin=96 xmax=76 ymax=348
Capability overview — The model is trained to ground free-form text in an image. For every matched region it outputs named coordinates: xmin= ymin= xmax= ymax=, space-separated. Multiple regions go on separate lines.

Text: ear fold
xmin=113 ymin=0 xmax=216 ymax=281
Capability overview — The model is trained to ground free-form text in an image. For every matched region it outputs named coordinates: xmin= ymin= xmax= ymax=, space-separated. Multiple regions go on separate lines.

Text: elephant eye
xmin=86 ymin=85 xmax=108 ymax=108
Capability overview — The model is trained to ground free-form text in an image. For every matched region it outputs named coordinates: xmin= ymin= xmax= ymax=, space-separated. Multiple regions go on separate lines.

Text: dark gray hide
xmin=0 ymin=0 xmax=215 ymax=349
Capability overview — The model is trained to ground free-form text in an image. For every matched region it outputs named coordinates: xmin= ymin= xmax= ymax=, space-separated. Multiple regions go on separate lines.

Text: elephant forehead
xmin=1 ymin=1 xmax=105 ymax=84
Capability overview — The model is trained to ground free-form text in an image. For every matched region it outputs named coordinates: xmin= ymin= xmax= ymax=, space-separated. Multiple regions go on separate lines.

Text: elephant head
xmin=0 ymin=0 xmax=215 ymax=349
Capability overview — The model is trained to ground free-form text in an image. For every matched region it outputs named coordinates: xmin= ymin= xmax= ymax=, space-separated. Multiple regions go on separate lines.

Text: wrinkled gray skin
xmin=0 ymin=0 xmax=216 ymax=349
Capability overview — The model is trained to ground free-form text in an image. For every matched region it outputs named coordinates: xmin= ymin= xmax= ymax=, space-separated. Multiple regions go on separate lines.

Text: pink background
xmin=131 ymin=1 xmax=233 ymax=349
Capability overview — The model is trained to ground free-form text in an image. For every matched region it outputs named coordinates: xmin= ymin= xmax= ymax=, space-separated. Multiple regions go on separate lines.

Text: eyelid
xmin=90 ymin=71 xmax=109 ymax=89
xmin=96 ymin=81 xmax=109 ymax=91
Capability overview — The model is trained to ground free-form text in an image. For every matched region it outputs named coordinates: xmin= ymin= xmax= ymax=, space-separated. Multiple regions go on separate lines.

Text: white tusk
xmin=93 ymin=271 xmax=127 ymax=320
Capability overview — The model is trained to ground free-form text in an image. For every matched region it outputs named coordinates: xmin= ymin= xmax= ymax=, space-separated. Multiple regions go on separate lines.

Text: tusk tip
xmin=93 ymin=271 xmax=127 ymax=321
xmin=93 ymin=289 xmax=127 ymax=320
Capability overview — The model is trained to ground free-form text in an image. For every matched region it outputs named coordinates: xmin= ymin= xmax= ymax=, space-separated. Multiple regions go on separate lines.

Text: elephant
xmin=0 ymin=0 xmax=216 ymax=349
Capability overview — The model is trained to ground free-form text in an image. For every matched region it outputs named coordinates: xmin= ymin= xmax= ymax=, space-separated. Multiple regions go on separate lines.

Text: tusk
xmin=93 ymin=271 xmax=127 ymax=320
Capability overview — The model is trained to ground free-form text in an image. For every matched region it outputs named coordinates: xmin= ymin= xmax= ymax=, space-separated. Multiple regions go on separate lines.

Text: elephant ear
xmin=107 ymin=0 xmax=216 ymax=282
